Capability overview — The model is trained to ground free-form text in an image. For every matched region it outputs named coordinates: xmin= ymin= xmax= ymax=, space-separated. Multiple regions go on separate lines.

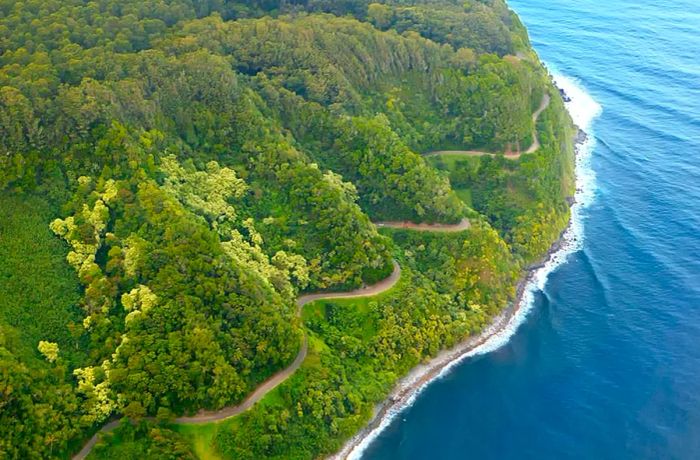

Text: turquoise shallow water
xmin=359 ymin=0 xmax=700 ymax=458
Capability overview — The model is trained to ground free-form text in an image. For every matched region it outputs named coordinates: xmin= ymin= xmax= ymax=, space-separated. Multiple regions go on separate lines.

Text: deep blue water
xmin=361 ymin=1 xmax=700 ymax=458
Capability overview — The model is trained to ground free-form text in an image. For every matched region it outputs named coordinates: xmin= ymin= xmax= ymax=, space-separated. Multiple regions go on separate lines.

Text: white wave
xmin=341 ymin=72 xmax=602 ymax=460
xmin=553 ymin=72 xmax=602 ymax=253
xmin=554 ymin=73 xmax=602 ymax=131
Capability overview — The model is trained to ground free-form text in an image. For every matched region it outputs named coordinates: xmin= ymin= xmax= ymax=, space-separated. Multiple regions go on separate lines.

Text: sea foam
xmin=339 ymin=72 xmax=602 ymax=460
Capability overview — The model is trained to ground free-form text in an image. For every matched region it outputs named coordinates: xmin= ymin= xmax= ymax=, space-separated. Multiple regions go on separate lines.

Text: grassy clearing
xmin=175 ymin=422 xmax=225 ymax=460
xmin=0 ymin=193 xmax=84 ymax=365
xmin=426 ymin=152 xmax=481 ymax=170
xmin=426 ymin=154 xmax=478 ymax=207
xmin=455 ymin=188 xmax=473 ymax=207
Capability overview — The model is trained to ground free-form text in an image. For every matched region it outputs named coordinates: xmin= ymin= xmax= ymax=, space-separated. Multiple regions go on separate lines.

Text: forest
xmin=0 ymin=0 xmax=575 ymax=458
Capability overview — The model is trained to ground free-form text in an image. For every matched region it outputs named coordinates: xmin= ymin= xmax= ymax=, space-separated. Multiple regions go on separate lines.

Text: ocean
xmin=354 ymin=0 xmax=700 ymax=458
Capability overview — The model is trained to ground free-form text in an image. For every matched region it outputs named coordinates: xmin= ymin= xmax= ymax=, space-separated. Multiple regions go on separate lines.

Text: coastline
xmin=332 ymin=113 xmax=590 ymax=459
xmin=332 ymin=228 xmax=570 ymax=460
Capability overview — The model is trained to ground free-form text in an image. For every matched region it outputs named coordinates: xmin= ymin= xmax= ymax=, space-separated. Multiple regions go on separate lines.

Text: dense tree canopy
xmin=0 ymin=0 xmax=575 ymax=458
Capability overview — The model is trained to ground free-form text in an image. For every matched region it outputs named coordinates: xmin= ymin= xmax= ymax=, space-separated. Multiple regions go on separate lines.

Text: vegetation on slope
xmin=0 ymin=0 xmax=575 ymax=458
xmin=209 ymin=225 xmax=519 ymax=459
xmin=0 ymin=194 xmax=86 ymax=457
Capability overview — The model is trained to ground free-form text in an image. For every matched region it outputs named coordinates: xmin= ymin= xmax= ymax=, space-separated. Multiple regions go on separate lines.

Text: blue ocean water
xmin=358 ymin=1 xmax=700 ymax=458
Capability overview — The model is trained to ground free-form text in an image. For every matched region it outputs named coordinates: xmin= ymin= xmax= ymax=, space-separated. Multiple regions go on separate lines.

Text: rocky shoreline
xmin=331 ymin=231 xmax=567 ymax=460
xmin=332 ymin=114 xmax=588 ymax=460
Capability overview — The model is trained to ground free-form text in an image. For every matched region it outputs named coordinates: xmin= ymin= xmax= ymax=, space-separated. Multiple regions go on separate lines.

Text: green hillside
xmin=0 ymin=0 xmax=574 ymax=458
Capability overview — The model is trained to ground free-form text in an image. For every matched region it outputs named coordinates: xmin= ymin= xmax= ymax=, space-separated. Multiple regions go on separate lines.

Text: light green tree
xmin=37 ymin=341 xmax=59 ymax=362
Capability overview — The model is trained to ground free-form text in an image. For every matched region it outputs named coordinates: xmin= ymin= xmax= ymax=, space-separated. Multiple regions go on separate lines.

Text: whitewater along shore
xmin=73 ymin=91 xmax=583 ymax=460
xmin=333 ymin=127 xmax=588 ymax=460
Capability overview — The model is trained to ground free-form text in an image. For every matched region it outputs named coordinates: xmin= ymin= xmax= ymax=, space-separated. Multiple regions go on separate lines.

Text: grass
xmin=0 ymin=193 xmax=84 ymax=365
xmin=426 ymin=154 xmax=478 ymax=208
xmin=175 ymin=423 xmax=225 ymax=460
xmin=426 ymin=152 xmax=480 ymax=170
xmin=455 ymin=188 xmax=473 ymax=207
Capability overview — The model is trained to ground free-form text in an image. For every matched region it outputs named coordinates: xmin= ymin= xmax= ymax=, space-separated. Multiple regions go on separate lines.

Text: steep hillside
xmin=0 ymin=1 xmax=575 ymax=458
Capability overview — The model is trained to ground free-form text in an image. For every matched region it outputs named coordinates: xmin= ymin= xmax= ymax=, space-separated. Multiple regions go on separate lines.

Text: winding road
xmin=71 ymin=118 xmax=491 ymax=458
xmin=73 ymin=260 xmax=401 ymax=459
xmin=72 ymin=81 xmax=546 ymax=460
xmin=426 ymin=93 xmax=551 ymax=160
xmin=374 ymin=218 xmax=471 ymax=232
xmin=73 ymin=94 xmax=500 ymax=456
